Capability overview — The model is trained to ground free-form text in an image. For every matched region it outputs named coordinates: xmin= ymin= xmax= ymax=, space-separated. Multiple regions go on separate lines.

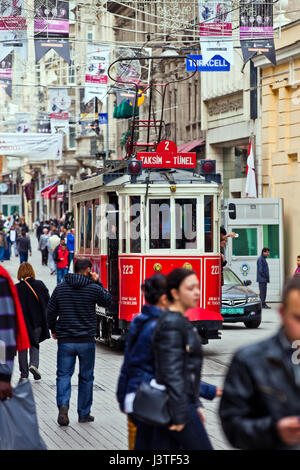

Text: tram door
xmin=107 ymin=193 xmax=120 ymax=317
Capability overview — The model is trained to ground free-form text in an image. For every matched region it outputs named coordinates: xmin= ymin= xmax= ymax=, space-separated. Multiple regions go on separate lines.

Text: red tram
xmin=72 ymin=165 xmax=223 ymax=345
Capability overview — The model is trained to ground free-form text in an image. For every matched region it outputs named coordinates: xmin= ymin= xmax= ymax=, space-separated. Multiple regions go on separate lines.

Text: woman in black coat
xmin=16 ymin=262 xmax=50 ymax=381
xmin=152 ymin=268 xmax=213 ymax=450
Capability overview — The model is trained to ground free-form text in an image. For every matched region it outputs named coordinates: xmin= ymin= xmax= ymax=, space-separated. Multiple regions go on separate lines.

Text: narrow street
xmin=4 ymin=234 xmax=281 ymax=451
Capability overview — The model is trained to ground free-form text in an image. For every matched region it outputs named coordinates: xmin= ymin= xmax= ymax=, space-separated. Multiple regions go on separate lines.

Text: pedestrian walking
xmin=48 ymin=230 xmax=60 ymax=275
xmin=16 ymin=262 xmax=50 ymax=382
xmin=16 ymin=228 xmax=32 ymax=264
xmin=293 ymin=255 xmax=300 ymax=278
xmin=257 ymin=247 xmax=271 ymax=309
xmin=0 ymin=264 xmax=30 ymax=401
xmin=150 ymin=268 xmax=213 ymax=450
xmin=19 ymin=217 xmax=29 ymax=233
xmin=4 ymin=216 xmax=12 ymax=231
xmin=219 ymin=276 xmax=300 ymax=450
xmin=66 ymin=228 xmax=75 ymax=271
xmin=9 ymin=224 xmax=18 ymax=257
xmin=117 ymin=273 xmax=222 ymax=450
xmin=38 ymin=228 xmax=49 ymax=266
xmin=46 ymin=258 xmax=112 ymax=426
xmin=0 ymin=228 xmax=8 ymax=262
xmin=53 ymin=237 xmax=69 ymax=284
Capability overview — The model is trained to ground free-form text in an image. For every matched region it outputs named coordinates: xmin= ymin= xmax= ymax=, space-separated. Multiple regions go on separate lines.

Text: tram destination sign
xmin=137 ymin=140 xmax=196 ymax=169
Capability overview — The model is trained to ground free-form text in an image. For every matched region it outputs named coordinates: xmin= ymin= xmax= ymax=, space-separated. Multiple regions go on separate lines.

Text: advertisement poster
xmin=116 ymin=47 xmax=151 ymax=86
xmin=34 ymin=0 xmax=69 ymax=37
xmin=0 ymin=53 xmax=12 ymax=79
xmin=199 ymin=0 xmax=232 ymax=37
xmin=85 ymin=44 xmax=110 ymax=85
xmin=49 ymin=88 xmax=71 ymax=120
xmin=0 ymin=0 xmax=26 ymax=30
xmin=240 ymin=0 xmax=273 ymax=39
xmin=16 ymin=113 xmax=30 ymax=133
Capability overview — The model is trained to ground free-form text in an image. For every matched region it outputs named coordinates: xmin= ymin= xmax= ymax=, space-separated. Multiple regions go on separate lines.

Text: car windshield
xmin=223 ymin=269 xmax=243 ymax=286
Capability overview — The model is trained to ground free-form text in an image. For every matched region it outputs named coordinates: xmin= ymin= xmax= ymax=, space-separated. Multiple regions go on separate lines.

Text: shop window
xmin=263 ymin=225 xmax=279 ymax=259
xmin=204 ymin=196 xmax=214 ymax=253
xmin=175 ymin=199 xmax=197 ymax=249
xmin=232 ymin=228 xmax=258 ymax=257
xmin=130 ymin=196 xmax=141 ymax=253
xmin=149 ymin=199 xmax=171 ymax=249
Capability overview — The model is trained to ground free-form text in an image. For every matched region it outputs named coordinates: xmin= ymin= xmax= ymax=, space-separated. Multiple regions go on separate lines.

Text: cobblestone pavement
xmin=3 ymin=233 xmax=281 ymax=450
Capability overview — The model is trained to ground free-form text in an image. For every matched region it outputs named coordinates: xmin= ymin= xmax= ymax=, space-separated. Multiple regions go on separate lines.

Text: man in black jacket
xmin=219 ymin=276 xmax=300 ymax=450
xmin=47 ymin=258 xmax=112 ymax=426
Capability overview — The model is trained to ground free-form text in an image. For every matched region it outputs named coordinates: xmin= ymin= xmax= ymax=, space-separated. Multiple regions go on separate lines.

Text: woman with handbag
xmin=116 ymin=273 xmax=168 ymax=450
xmin=151 ymin=267 xmax=213 ymax=450
xmin=16 ymin=262 xmax=50 ymax=382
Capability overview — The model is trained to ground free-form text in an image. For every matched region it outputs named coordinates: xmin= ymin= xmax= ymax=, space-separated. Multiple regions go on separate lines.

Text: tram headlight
xmin=198 ymin=159 xmax=222 ymax=184
xmin=127 ymin=159 xmax=142 ymax=183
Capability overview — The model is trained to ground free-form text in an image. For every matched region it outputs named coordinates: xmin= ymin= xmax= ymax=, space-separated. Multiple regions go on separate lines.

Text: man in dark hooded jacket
xmin=47 ymin=258 xmax=111 ymax=426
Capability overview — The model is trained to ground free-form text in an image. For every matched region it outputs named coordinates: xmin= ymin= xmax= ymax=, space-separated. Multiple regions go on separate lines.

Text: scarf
xmin=0 ymin=265 xmax=30 ymax=351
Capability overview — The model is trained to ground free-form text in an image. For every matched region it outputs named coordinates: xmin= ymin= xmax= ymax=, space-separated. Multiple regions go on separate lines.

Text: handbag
xmin=0 ymin=380 xmax=47 ymax=450
xmin=132 ymin=379 xmax=171 ymax=427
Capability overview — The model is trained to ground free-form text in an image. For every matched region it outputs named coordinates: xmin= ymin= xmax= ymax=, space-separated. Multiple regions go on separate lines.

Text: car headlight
xmin=247 ymin=296 xmax=258 ymax=303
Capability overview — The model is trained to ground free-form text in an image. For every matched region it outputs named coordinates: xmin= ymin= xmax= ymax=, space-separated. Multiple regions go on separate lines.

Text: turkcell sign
xmin=186 ymin=55 xmax=230 ymax=72
xmin=137 ymin=152 xmax=196 ymax=169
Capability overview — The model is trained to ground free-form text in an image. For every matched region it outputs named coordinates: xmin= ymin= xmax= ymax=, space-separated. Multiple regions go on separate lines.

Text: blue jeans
xmin=68 ymin=252 xmax=74 ymax=272
xmin=19 ymin=252 xmax=28 ymax=264
xmin=57 ymin=267 xmax=68 ymax=284
xmin=0 ymin=246 xmax=4 ymax=261
xmin=56 ymin=342 xmax=96 ymax=418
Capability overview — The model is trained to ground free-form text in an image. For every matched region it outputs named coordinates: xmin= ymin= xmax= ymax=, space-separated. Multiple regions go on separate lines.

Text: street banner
xmin=49 ymin=87 xmax=70 ymax=119
xmin=186 ymin=54 xmax=230 ymax=72
xmin=0 ymin=78 xmax=12 ymax=97
xmin=240 ymin=0 xmax=276 ymax=65
xmin=0 ymin=53 xmax=12 ymax=80
xmin=50 ymin=118 xmax=69 ymax=134
xmin=79 ymin=88 xmax=98 ymax=136
xmin=116 ymin=47 xmax=151 ymax=86
xmin=0 ymin=133 xmax=63 ymax=160
xmin=34 ymin=39 xmax=70 ymax=63
xmin=37 ymin=112 xmax=51 ymax=134
xmin=0 ymin=30 xmax=28 ymax=62
xmin=199 ymin=1 xmax=234 ymax=66
xmin=245 ymin=139 xmax=257 ymax=198
xmin=16 ymin=113 xmax=30 ymax=133
xmin=34 ymin=0 xmax=69 ymax=37
xmin=84 ymin=44 xmax=110 ymax=105
xmin=0 ymin=0 xmax=27 ymax=31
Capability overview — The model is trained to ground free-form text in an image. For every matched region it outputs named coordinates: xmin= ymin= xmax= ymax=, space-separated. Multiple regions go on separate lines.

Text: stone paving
xmin=3 ymin=232 xmax=281 ymax=450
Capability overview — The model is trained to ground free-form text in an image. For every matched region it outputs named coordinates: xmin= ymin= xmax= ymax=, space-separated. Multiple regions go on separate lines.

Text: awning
xmin=41 ymin=184 xmax=58 ymax=200
xmin=178 ymin=140 xmax=205 ymax=153
xmin=39 ymin=179 xmax=59 ymax=194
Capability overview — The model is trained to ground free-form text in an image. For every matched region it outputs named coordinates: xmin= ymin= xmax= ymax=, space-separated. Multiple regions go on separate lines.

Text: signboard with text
xmin=186 ymin=54 xmax=230 ymax=72
xmin=137 ymin=140 xmax=197 ymax=169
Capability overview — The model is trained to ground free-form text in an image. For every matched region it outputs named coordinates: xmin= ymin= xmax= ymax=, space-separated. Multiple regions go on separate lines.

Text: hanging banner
xmin=0 ymin=78 xmax=12 ymax=97
xmin=50 ymin=119 xmax=69 ymax=134
xmin=49 ymin=88 xmax=70 ymax=119
xmin=84 ymin=44 xmax=110 ymax=105
xmin=37 ymin=112 xmax=51 ymax=134
xmin=240 ymin=1 xmax=276 ymax=66
xmin=0 ymin=133 xmax=63 ymax=160
xmin=199 ymin=1 xmax=234 ymax=66
xmin=0 ymin=0 xmax=27 ymax=30
xmin=79 ymin=88 xmax=98 ymax=136
xmin=34 ymin=39 xmax=70 ymax=63
xmin=34 ymin=0 xmax=69 ymax=37
xmin=0 ymin=53 xmax=12 ymax=79
xmin=0 ymin=30 xmax=28 ymax=62
xmin=16 ymin=113 xmax=30 ymax=133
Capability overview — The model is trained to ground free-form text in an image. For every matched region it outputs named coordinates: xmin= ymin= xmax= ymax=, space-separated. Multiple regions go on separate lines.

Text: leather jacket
xmin=219 ymin=329 xmax=300 ymax=450
xmin=153 ymin=310 xmax=203 ymax=425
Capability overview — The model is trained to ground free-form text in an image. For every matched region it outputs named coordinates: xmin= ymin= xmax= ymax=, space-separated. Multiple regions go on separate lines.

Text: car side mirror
xmin=244 ymin=280 xmax=252 ymax=286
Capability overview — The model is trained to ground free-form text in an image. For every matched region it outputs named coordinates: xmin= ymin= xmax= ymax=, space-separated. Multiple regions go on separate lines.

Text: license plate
xmin=221 ymin=308 xmax=244 ymax=314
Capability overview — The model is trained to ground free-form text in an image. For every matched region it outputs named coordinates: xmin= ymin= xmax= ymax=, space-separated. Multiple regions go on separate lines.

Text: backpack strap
xmin=23 ymin=280 xmax=39 ymax=302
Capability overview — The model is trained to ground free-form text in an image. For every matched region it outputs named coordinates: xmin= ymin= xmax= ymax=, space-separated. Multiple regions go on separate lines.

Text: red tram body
xmin=72 ymin=167 xmax=223 ymax=345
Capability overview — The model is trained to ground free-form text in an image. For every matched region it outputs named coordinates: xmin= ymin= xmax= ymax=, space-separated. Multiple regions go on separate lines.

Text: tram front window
xmin=176 ymin=199 xmax=197 ymax=249
xmin=204 ymin=195 xmax=214 ymax=253
xmin=130 ymin=196 xmax=141 ymax=253
xmin=149 ymin=199 xmax=171 ymax=249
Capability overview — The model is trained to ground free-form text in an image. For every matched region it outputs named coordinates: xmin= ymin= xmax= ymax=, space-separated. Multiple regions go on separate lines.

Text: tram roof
xmin=104 ymin=169 xmax=221 ymax=187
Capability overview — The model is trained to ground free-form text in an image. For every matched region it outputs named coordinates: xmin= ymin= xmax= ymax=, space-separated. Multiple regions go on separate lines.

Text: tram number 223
xmin=211 ymin=265 xmax=220 ymax=275
xmin=123 ymin=265 xmax=134 ymax=274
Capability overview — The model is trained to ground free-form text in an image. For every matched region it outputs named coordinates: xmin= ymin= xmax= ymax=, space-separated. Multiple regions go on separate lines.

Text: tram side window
xmin=149 ymin=199 xmax=171 ymax=249
xmin=176 ymin=199 xmax=197 ymax=249
xmin=130 ymin=196 xmax=141 ymax=253
xmin=94 ymin=201 xmax=100 ymax=251
xmin=204 ymin=196 xmax=214 ymax=253
xmin=80 ymin=204 xmax=85 ymax=250
xmin=86 ymin=203 xmax=92 ymax=249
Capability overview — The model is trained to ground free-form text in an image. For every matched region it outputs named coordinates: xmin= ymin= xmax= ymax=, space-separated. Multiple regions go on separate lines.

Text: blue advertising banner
xmin=186 ymin=54 xmax=230 ymax=72
xmin=98 ymin=113 xmax=108 ymax=124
